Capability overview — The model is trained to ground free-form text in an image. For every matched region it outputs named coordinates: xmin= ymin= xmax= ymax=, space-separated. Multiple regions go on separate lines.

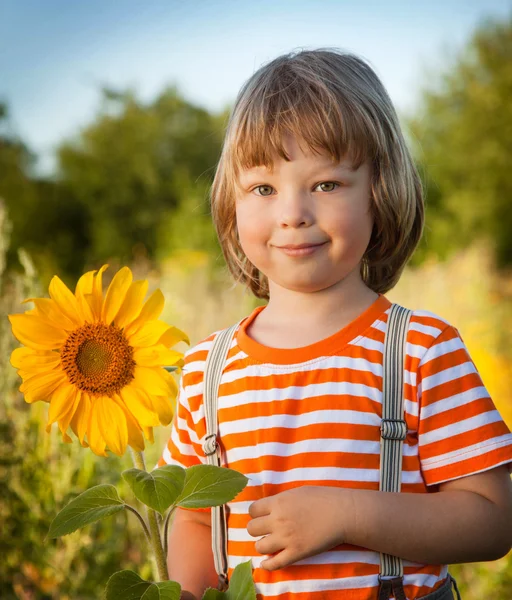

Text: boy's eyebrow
xmin=241 ymin=163 xmax=356 ymax=176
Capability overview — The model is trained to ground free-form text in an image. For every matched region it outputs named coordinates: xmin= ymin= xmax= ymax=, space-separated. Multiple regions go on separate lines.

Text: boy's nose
xmin=277 ymin=193 xmax=314 ymax=228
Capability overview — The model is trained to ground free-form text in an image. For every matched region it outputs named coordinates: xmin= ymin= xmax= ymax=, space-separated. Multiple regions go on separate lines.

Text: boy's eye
xmin=251 ymin=181 xmax=340 ymax=196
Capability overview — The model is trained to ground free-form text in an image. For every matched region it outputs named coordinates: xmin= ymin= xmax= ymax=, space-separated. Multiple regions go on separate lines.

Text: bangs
xmin=228 ymin=72 xmax=379 ymax=182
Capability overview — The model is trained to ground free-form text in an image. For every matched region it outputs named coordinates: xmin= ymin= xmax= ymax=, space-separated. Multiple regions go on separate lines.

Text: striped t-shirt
xmin=158 ymin=294 xmax=512 ymax=599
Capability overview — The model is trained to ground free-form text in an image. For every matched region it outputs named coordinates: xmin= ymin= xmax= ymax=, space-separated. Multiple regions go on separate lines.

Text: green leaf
xmin=176 ymin=464 xmax=248 ymax=509
xmin=47 ymin=484 xmax=124 ymax=538
xmin=141 ymin=582 xmax=182 ymax=600
xmin=105 ymin=570 xmax=181 ymax=600
xmin=122 ymin=465 xmax=186 ymax=514
xmin=200 ymin=561 xmax=256 ymax=600
xmin=226 ymin=561 xmax=256 ymax=600
xmin=202 ymin=589 xmax=224 ymax=599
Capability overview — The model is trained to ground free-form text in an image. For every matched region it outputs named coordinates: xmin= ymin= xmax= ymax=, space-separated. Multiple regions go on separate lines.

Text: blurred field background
xmin=1 ymin=2 xmax=512 ymax=598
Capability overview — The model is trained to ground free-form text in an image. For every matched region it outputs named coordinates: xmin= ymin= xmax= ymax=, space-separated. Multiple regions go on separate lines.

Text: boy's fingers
xmin=254 ymin=534 xmax=283 ymax=556
xmin=248 ymin=497 xmax=271 ymax=518
xmin=260 ymin=549 xmax=293 ymax=571
xmin=246 ymin=515 xmax=271 ymax=537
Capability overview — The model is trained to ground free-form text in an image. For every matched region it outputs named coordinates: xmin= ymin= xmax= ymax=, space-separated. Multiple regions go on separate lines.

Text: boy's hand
xmin=246 ymin=485 xmax=351 ymax=571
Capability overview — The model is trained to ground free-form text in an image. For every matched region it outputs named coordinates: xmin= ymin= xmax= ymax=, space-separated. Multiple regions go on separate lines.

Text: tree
xmin=57 ymin=86 xmax=226 ymax=270
xmin=408 ymin=15 xmax=512 ymax=269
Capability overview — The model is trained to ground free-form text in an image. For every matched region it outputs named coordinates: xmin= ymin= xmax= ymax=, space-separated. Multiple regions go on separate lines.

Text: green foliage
xmin=57 ymin=86 xmax=225 ymax=276
xmin=47 ymin=484 xmax=125 ymax=538
xmin=176 ymin=464 xmax=249 ymax=509
xmin=203 ymin=561 xmax=256 ymax=600
xmin=409 ymin=15 xmax=512 ymax=268
xmin=122 ymin=465 xmax=186 ymax=514
xmin=104 ymin=570 xmax=181 ymax=600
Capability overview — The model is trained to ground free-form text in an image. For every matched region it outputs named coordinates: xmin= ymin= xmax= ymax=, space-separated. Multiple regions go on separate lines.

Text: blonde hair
xmin=210 ymin=48 xmax=424 ymax=299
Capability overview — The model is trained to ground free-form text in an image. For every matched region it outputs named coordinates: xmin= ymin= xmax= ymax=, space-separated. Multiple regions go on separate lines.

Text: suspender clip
xmin=203 ymin=433 xmax=219 ymax=456
xmin=380 ymin=418 xmax=407 ymax=441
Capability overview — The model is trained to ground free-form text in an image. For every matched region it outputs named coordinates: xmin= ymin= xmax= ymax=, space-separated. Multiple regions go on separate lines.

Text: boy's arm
xmin=167 ymin=507 xmax=219 ymax=599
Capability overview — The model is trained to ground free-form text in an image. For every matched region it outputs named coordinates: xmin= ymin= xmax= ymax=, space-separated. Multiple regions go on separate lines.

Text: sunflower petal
xmin=128 ymin=320 xmax=171 ymax=348
xmin=141 ymin=426 xmax=154 ymax=444
xmin=115 ymin=280 xmax=148 ymax=330
xmin=48 ymin=275 xmax=83 ymax=327
xmin=113 ymin=393 xmax=145 ymax=451
xmin=158 ymin=325 xmax=190 ymax=348
xmin=47 ymin=383 xmax=78 ymax=429
xmin=124 ymin=289 xmax=165 ymax=337
xmin=96 ymin=396 xmax=128 ymax=456
xmin=132 ymin=366 xmax=173 ymax=396
xmin=101 ymin=267 xmax=133 ymax=326
xmin=22 ymin=297 xmax=77 ymax=331
xmin=11 ymin=347 xmax=61 ymax=370
xmin=132 ymin=345 xmax=183 ymax=368
xmin=8 ymin=313 xmax=68 ymax=350
xmin=91 ymin=264 xmax=109 ymax=320
xmin=88 ymin=400 xmax=108 ymax=457
xmin=75 ymin=269 xmax=96 ymax=297
xmin=22 ymin=369 xmax=68 ymax=403
xmin=120 ymin=385 xmax=160 ymax=427
xmin=76 ymin=289 xmax=95 ymax=324
xmin=69 ymin=392 xmax=90 ymax=446
xmin=149 ymin=394 xmax=174 ymax=426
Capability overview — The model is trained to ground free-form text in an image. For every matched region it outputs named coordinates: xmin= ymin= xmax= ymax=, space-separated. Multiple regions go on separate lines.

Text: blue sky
xmin=1 ymin=0 xmax=510 ymax=175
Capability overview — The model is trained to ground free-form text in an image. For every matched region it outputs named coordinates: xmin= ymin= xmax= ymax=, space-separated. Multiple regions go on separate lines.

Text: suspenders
xmin=202 ymin=304 xmax=412 ymax=595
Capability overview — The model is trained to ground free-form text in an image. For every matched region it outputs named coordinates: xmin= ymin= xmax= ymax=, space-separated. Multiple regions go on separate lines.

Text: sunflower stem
xmin=124 ymin=504 xmax=151 ymax=543
xmin=163 ymin=505 xmax=177 ymax=556
xmin=130 ymin=449 xmax=169 ymax=581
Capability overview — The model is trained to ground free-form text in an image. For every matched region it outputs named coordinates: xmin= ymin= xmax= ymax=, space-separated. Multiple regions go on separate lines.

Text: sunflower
xmin=8 ymin=264 xmax=188 ymax=457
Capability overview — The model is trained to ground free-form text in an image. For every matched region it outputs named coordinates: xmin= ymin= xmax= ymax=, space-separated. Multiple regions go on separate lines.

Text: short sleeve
xmin=417 ymin=325 xmax=512 ymax=486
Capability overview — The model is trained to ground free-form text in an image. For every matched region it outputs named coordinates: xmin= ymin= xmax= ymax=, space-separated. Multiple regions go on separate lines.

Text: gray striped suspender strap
xmin=378 ymin=303 xmax=413 ymax=589
xmin=202 ymin=322 xmax=240 ymax=591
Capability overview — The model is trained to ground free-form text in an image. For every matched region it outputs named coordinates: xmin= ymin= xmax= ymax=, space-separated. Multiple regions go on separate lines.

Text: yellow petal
xmin=158 ymin=325 xmax=190 ymax=348
xmin=91 ymin=265 xmax=110 ymax=320
xmin=113 ymin=394 xmax=145 ymax=451
xmin=150 ymin=394 xmax=174 ymax=426
xmin=76 ymin=290 xmax=95 ymax=323
xmin=124 ymin=289 xmax=165 ymax=337
xmin=47 ymin=383 xmax=78 ymax=428
xmin=115 ymin=280 xmax=148 ymax=330
xmin=128 ymin=320 xmax=171 ymax=348
xmin=75 ymin=269 xmax=96 ymax=297
xmin=69 ymin=392 xmax=90 ymax=446
xmin=48 ymin=275 xmax=83 ymax=327
xmin=132 ymin=366 xmax=173 ymax=396
xmin=22 ymin=297 xmax=77 ymax=331
xmin=22 ymin=369 xmax=68 ymax=403
xmin=96 ymin=396 xmax=128 ymax=456
xmin=8 ymin=313 xmax=68 ymax=350
xmin=132 ymin=345 xmax=183 ymax=368
xmin=120 ymin=385 xmax=160 ymax=427
xmin=142 ymin=426 xmax=154 ymax=444
xmin=88 ymin=400 xmax=108 ymax=457
xmin=101 ymin=267 xmax=133 ymax=325
xmin=11 ymin=347 xmax=61 ymax=370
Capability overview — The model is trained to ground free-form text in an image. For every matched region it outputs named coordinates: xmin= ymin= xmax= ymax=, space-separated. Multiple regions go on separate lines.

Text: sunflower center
xmin=61 ymin=322 xmax=135 ymax=396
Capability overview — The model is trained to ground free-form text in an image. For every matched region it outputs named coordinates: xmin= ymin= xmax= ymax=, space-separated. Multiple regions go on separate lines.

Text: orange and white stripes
xmin=158 ymin=295 xmax=512 ymax=599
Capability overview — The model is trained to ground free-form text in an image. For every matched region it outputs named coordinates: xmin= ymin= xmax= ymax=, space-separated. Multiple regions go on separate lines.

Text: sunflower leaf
xmin=47 ymin=484 xmax=125 ymax=538
xmin=200 ymin=562 xmax=256 ymax=599
xmin=122 ymin=465 xmax=186 ymax=514
xmin=224 ymin=561 xmax=256 ymax=599
xmin=104 ymin=570 xmax=181 ymax=600
xmin=176 ymin=465 xmax=248 ymax=509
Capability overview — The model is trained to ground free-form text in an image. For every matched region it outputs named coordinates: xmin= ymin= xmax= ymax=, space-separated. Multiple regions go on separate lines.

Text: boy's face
xmin=235 ymin=133 xmax=374 ymax=295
